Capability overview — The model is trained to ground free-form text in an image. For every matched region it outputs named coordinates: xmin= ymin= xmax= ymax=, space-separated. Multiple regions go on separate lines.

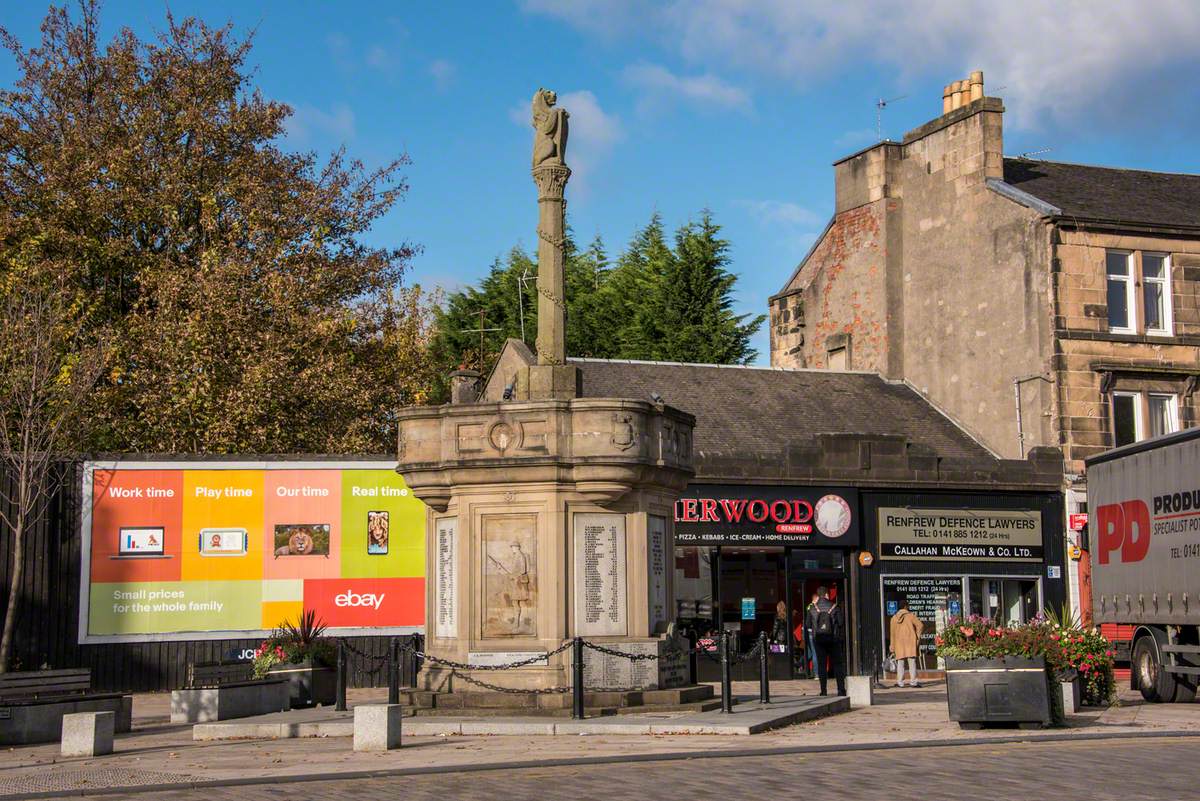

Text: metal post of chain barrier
xmin=689 ymin=640 xmax=698 ymax=685
xmin=719 ymin=629 xmax=733 ymax=713
xmin=335 ymin=638 xmax=347 ymax=711
xmin=572 ymin=637 xmax=585 ymax=719
xmin=387 ymin=637 xmax=400 ymax=704
xmin=410 ymin=633 xmax=423 ymax=686
xmin=758 ymin=631 xmax=770 ymax=704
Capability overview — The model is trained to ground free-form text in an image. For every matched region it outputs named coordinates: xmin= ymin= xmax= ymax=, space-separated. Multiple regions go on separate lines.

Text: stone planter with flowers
xmin=936 ymin=608 xmax=1117 ymax=730
xmin=253 ymin=610 xmax=337 ymax=708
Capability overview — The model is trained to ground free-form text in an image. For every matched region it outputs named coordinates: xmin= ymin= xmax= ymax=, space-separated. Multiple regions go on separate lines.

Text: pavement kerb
xmin=8 ymin=729 xmax=1200 ymax=800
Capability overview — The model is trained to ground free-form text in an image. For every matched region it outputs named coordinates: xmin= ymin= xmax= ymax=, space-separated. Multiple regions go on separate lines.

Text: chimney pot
xmin=950 ymin=81 xmax=963 ymax=110
xmin=969 ymin=70 xmax=984 ymax=102
xmin=942 ymin=84 xmax=952 ymax=114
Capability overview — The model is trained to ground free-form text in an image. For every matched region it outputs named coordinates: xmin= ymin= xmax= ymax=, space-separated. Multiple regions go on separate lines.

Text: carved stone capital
xmin=532 ymin=164 xmax=571 ymax=198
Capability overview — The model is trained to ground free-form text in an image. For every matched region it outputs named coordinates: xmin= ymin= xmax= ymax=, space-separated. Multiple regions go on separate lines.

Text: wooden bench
xmin=187 ymin=661 xmax=255 ymax=689
xmin=171 ymin=661 xmax=288 ymax=723
xmin=0 ymin=669 xmax=131 ymax=746
xmin=0 ymin=668 xmax=93 ymax=701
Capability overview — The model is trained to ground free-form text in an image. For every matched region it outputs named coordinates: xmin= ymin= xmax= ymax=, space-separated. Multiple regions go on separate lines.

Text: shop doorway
xmin=788 ymin=549 xmax=847 ymax=679
xmin=715 ymin=547 xmax=791 ymax=679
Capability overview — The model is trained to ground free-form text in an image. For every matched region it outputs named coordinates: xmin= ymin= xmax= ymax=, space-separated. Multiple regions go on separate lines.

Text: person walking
xmin=803 ymin=592 xmax=819 ymax=677
xmin=806 ymin=586 xmax=845 ymax=696
xmin=889 ymin=601 xmax=925 ymax=687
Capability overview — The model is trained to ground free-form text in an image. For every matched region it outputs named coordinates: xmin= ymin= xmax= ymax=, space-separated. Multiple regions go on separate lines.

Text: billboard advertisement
xmin=79 ymin=460 xmax=426 ymax=643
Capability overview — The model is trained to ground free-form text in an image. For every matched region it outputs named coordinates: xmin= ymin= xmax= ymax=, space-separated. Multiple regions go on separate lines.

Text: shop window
xmin=881 ymin=576 xmax=962 ymax=672
xmin=1142 ymin=253 xmax=1172 ymax=335
xmin=673 ymin=546 xmax=713 ymax=628
xmin=1106 ymin=250 xmax=1134 ymax=333
xmin=967 ymin=577 xmax=1039 ymax=625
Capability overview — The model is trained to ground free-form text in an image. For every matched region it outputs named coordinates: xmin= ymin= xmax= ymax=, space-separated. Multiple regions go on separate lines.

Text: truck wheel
xmin=1133 ymin=636 xmax=1177 ymax=703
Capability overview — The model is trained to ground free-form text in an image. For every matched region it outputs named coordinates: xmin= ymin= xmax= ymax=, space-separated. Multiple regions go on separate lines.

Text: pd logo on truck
xmin=1096 ymin=501 xmax=1151 ymax=564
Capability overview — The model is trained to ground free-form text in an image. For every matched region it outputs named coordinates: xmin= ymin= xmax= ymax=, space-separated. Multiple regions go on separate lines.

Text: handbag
xmin=883 ymin=654 xmax=897 ymax=674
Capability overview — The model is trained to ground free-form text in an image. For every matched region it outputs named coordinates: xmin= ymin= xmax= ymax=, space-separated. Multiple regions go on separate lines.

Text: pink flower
xmin=961 ymin=627 xmax=975 ymax=638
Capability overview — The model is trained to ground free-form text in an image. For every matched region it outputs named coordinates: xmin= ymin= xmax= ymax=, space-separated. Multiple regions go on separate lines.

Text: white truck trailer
xmin=1088 ymin=427 xmax=1200 ymax=702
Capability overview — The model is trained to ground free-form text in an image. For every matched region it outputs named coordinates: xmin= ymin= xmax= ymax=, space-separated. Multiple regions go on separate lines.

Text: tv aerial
xmin=876 ymin=94 xmax=908 ymax=141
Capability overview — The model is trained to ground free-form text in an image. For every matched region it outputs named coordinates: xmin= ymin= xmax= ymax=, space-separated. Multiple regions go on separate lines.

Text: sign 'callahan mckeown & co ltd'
xmin=877 ymin=508 xmax=1043 ymax=561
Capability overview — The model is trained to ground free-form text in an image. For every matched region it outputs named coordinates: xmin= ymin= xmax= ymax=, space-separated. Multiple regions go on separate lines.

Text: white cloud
xmin=740 ymin=200 xmax=823 ymax=229
xmin=284 ymin=103 xmax=357 ymax=146
xmin=738 ymin=200 xmax=823 ymax=258
xmin=510 ymin=90 xmax=624 ymax=198
xmin=523 ymin=0 xmax=1200 ymax=128
xmin=367 ymin=46 xmax=397 ymax=73
xmin=622 ymin=62 xmax=750 ymax=111
xmin=428 ymin=59 xmax=456 ymax=91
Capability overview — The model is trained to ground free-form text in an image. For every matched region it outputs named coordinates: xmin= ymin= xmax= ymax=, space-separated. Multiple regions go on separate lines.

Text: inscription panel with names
xmin=573 ymin=512 xmax=627 ymax=637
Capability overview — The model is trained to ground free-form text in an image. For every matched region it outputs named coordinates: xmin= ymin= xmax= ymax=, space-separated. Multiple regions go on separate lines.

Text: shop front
xmin=673 ymin=484 xmax=1066 ymax=682
xmin=673 ymin=484 xmax=859 ymax=680
xmin=862 ymin=490 xmax=1064 ymax=681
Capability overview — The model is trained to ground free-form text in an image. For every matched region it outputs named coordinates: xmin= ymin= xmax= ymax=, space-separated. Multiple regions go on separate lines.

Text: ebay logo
xmin=334 ymin=590 xmax=386 ymax=609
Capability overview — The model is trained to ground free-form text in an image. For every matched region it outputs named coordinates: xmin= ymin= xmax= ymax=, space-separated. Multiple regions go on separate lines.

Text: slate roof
xmin=1003 ymin=159 xmax=1200 ymax=230
xmin=570 ymin=359 xmax=993 ymax=462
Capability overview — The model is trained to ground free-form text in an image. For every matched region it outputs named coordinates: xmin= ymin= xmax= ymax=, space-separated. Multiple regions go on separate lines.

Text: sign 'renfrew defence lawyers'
xmin=878 ymin=507 xmax=1043 ymax=561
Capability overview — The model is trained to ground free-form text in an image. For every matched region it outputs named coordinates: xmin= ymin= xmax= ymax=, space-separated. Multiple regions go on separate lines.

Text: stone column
xmin=533 ymin=163 xmax=570 ymax=367
xmin=529 ymin=163 xmax=579 ymax=399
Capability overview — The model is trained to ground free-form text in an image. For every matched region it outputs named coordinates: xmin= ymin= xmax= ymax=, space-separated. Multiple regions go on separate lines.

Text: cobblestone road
xmin=71 ymin=737 xmax=1197 ymax=801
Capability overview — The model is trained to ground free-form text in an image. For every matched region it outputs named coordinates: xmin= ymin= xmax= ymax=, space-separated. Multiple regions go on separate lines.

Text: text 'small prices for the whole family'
xmin=81 ymin=462 xmax=426 ymax=641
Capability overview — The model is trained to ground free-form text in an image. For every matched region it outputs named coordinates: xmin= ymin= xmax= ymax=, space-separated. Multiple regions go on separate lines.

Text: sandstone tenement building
xmin=770 ymin=73 xmax=1200 ymax=489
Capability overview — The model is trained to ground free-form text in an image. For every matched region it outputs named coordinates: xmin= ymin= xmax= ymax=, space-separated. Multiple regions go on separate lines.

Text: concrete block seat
xmin=61 ymin=711 xmax=115 ymax=757
xmin=170 ymin=664 xmax=290 ymax=723
xmin=0 ymin=669 xmax=131 ymax=746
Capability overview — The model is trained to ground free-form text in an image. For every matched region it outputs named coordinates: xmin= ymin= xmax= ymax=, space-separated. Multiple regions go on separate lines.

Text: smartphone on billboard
xmin=367 ymin=511 xmax=389 ymax=555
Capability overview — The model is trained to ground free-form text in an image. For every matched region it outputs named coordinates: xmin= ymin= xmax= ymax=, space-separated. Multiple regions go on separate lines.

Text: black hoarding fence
xmin=0 ymin=460 xmax=418 ymax=693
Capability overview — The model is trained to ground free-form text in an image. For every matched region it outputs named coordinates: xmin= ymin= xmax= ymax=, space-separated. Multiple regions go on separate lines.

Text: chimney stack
xmin=942 ymin=71 xmax=984 ymax=115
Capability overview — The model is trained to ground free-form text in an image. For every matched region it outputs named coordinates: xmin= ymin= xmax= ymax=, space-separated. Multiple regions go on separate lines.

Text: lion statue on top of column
xmin=531 ymin=88 xmax=569 ymax=170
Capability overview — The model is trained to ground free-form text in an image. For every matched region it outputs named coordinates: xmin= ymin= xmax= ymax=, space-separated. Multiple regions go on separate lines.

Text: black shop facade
xmin=672 ymin=481 xmax=1065 ymax=681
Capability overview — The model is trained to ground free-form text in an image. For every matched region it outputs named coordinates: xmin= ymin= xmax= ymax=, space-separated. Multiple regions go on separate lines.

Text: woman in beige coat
xmin=889 ymin=602 xmax=925 ymax=687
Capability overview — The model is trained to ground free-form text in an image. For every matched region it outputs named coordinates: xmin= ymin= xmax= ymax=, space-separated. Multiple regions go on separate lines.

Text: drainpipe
xmin=1014 ymin=374 xmax=1053 ymax=457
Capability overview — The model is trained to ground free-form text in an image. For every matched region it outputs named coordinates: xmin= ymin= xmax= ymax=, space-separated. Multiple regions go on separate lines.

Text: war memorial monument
xmin=394 ymin=89 xmax=708 ymax=708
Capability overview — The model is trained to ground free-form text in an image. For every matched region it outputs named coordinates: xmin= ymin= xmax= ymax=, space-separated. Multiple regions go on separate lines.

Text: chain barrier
xmin=397 ymin=639 xmax=573 ymax=671
xmin=733 ymin=639 xmax=764 ymax=665
xmin=450 ymin=670 xmax=571 ymax=695
xmin=341 ymin=639 xmax=392 ymax=666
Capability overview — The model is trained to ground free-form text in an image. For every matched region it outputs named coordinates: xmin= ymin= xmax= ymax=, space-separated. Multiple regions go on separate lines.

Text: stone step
xmin=412 ymin=706 xmax=620 ymax=718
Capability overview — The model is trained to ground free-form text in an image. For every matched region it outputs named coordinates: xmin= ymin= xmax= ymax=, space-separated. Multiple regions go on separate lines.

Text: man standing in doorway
xmin=806 ymin=586 xmax=845 ymax=696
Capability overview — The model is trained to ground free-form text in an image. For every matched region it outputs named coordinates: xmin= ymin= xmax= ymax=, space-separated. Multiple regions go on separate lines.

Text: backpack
xmin=814 ymin=603 xmax=838 ymax=639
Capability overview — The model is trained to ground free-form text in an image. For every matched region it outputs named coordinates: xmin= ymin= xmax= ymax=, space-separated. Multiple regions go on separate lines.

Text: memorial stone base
xmin=582 ymin=639 xmax=688 ymax=691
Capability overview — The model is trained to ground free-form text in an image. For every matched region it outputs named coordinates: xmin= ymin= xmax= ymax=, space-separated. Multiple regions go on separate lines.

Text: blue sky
xmin=4 ymin=1 xmax=1200 ymax=363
